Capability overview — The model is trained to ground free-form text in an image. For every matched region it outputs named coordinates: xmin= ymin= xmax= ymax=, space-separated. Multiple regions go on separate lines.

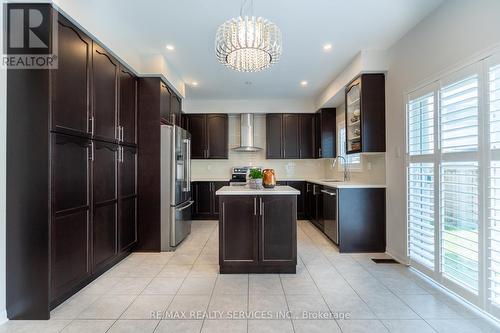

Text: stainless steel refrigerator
xmin=160 ymin=125 xmax=193 ymax=251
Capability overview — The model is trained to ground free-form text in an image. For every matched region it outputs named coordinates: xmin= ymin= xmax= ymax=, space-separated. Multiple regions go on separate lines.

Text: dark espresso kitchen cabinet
xmin=277 ymin=181 xmax=306 ymax=219
xmin=171 ymin=94 xmax=182 ymax=126
xmin=260 ymin=196 xmax=297 ymax=263
xmin=185 ymin=114 xmax=228 ymax=159
xmin=306 ymin=182 xmax=323 ymax=231
xmin=92 ymin=43 xmax=119 ymax=142
xmin=266 ymin=114 xmax=283 ymax=159
xmin=119 ymin=146 xmax=138 ymax=251
xmin=219 ymin=195 xmax=297 ymax=273
xmin=119 ymin=67 xmax=137 ymax=145
xmin=345 ymin=74 xmax=385 ymax=154
xmin=7 ymin=5 xmax=138 ymax=319
xmin=266 ymin=114 xmax=317 ymax=159
xmin=50 ymin=134 xmax=92 ymax=303
xmin=299 ymin=114 xmax=315 ymax=158
xmin=315 ymin=108 xmax=336 ymax=158
xmin=192 ymin=181 xmax=229 ymax=219
xmin=51 ymin=16 xmax=92 ymax=136
xmin=283 ymin=114 xmax=300 ymax=158
xmin=92 ymin=141 xmax=118 ymax=271
xmin=160 ymin=82 xmax=172 ymax=124
xmin=219 ymin=196 xmax=259 ymax=264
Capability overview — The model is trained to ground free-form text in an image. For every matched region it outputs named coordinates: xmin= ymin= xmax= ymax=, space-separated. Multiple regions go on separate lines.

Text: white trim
xmin=386 ymin=248 xmax=409 ymax=266
xmin=405 ymin=43 xmax=500 ymax=96
xmin=0 ymin=310 xmax=7 ymax=326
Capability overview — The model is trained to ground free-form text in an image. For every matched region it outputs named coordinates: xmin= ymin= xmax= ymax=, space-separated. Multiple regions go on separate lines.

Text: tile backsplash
xmin=191 ymin=114 xmax=386 ymax=183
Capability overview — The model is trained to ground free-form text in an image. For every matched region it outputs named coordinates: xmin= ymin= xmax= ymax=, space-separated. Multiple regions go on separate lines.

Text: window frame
xmin=337 ymin=120 xmax=362 ymax=171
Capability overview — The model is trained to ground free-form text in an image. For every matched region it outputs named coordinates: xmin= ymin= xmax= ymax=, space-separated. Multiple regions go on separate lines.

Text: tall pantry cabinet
xmin=6 ymin=5 xmax=137 ymax=319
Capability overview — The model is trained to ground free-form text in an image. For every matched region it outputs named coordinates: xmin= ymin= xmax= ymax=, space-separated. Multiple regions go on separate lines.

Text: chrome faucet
xmin=332 ymin=155 xmax=351 ymax=182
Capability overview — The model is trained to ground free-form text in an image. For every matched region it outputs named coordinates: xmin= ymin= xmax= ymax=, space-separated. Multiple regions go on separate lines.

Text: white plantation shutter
xmin=489 ymin=58 xmax=500 ymax=312
xmin=489 ymin=161 xmax=500 ymax=307
xmin=440 ymin=75 xmax=479 ymax=153
xmin=441 ymin=162 xmax=479 ymax=293
xmin=408 ymin=163 xmax=435 ymax=268
xmin=408 ymin=93 xmax=434 ymax=156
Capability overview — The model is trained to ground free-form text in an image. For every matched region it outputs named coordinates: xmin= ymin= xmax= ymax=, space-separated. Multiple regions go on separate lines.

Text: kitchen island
xmin=216 ymin=185 xmax=300 ymax=273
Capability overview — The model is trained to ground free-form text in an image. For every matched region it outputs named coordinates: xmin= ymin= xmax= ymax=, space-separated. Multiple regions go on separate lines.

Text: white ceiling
xmin=86 ymin=0 xmax=443 ymax=100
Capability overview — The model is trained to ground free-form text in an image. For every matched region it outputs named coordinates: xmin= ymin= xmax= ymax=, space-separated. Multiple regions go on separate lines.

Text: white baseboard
xmin=385 ymin=248 xmax=410 ymax=265
xmin=0 ymin=309 xmax=7 ymax=326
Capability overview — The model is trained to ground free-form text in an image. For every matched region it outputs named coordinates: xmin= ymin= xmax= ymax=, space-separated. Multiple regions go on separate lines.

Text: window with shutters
xmin=406 ymin=52 xmax=500 ymax=318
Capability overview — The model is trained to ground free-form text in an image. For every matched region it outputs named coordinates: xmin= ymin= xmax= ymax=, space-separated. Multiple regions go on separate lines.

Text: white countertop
xmin=216 ymin=185 xmax=300 ymax=196
xmin=304 ymin=179 xmax=386 ymax=189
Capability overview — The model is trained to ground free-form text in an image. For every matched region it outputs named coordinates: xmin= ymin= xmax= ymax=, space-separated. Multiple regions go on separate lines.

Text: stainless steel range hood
xmin=232 ymin=113 xmax=262 ymax=152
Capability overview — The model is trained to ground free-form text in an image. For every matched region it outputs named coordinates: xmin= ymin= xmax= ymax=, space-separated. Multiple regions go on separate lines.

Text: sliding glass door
xmin=407 ymin=52 xmax=500 ymax=318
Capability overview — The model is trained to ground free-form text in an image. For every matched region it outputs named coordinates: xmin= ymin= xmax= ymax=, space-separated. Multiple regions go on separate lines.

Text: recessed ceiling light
xmin=300 ymin=80 xmax=308 ymax=86
xmin=323 ymin=43 xmax=333 ymax=51
xmin=191 ymin=81 xmax=199 ymax=86
xmin=166 ymin=44 xmax=175 ymax=51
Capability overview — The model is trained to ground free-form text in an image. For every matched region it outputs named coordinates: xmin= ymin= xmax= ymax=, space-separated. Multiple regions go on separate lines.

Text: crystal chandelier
xmin=215 ymin=0 xmax=282 ymax=72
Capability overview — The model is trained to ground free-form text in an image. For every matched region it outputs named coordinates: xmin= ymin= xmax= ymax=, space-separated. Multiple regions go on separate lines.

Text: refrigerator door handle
xmin=175 ymin=200 xmax=194 ymax=211
xmin=183 ymin=138 xmax=191 ymax=192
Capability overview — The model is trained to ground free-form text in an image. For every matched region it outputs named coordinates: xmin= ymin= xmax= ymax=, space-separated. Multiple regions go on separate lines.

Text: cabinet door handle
xmin=89 ymin=117 xmax=94 ymax=135
xmin=260 ymin=198 xmax=263 ymax=216
xmin=89 ymin=142 xmax=94 ymax=161
xmin=120 ymin=126 xmax=124 ymax=142
xmin=254 ymin=197 xmax=257 ymax=216
xmin=321 ymin=189 xmax=336 ymax=196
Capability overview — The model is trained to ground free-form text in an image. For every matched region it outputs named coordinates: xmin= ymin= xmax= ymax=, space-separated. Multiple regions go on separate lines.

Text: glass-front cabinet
xmin=346 ymin=78 xmax=362 ymax=153
xmin=344 ymin=74 xmax=386 ymax=154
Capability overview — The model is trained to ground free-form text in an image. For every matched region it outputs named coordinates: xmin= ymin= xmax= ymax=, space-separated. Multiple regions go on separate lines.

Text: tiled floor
xmin=1 ymin=220 xmax=499 ymax=332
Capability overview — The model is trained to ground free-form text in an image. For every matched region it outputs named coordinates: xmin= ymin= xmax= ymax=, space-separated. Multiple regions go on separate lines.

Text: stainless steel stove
xmin=229 ymin=166 xmax=262 ymax=186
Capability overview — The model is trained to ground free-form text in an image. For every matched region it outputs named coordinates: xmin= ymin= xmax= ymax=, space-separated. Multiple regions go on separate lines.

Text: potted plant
xmin=248 ymin=168 xmax=264 ymax=189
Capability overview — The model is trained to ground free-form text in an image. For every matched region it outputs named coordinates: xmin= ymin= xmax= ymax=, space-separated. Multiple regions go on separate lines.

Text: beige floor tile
xmin=78 ymin=295 xmax=136 ymax=319
xmin=178 ymin=277 xmax=216 ymax=295
xmin=337 ymin=319 xmax=389 ymax=333
xmin=292 ymin=319 xmax=342 ymax=333
xmin=208 ymin=294 xmax=248 ymax=319
xmin=213 ymin=275 xmax=248 ymax=295
xmin=0 ymin=320 xmax=71 ymax=333
xmin=249 ymin=275 xmax=284 ymax=295
xmin=61 ymin=320 xmax=114 ymax=333
xmin=121 ymin=295 xmax=174 ymax=319
xmin=157 ymin=264 xmax=192 ymax=278
xmin=108 ymin=277 xmax=152 ymax=295
xmin=248 ymin=319 xmax=293 ymax=333
xmin=285 ymin=295 xmax=330 ymax=320
xmin=201 ymin=319 xmax=247 ymax=333
xmin=381 ymin=319 xmax=436 ymax=333
xmin=154 ymin=320 xmax=203 ymax=333
xmin=50 ymin=293 xmax=100 ymax=319
xmin=142 ymin=278 xmax=184 ymax=295
xmin=108 ymin=320 xmax=159 ymax=333
xmin=248 ymin=294 xmax=288 ymax=319
xmin=166 ymin=295 xmax=211 ymax=319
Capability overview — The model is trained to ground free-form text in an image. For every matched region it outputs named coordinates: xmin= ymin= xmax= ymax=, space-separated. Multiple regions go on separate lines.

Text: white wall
xmin=385 ymin=0 xmax=500 ymax=263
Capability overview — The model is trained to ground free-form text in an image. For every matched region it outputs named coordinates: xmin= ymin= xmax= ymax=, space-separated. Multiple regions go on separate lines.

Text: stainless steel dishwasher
xmin=322 ymin=187 xmax=338 ymax=244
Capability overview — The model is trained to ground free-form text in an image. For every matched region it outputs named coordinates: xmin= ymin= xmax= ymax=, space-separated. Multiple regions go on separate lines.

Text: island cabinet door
xmin=259 ymin=196 xmax=297 ymax=263
xmin=219 ymin=196 xmax=258 ymax=264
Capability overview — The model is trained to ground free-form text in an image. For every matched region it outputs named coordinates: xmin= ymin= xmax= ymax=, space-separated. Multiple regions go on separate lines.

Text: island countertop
xmin=216 ymin=185 xmax=300 ymax=196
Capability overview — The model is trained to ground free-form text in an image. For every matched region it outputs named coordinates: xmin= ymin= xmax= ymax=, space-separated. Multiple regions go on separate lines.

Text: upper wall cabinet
xmin=51 ymin=16 xmax=92 ymax=137
xmin=185 ymin=114 xmax=228 ymax=159
xmin=92 ymin=44 xmax=119 ymax=142
xmin=315 ymin=108 xmax=336 ymax=158
xmin=119 ymin=67 xmax=137 ymax=145
xmin=160 ymin=82 xmax=172 ymax=124
xmin=171 ymin=94 xmax=182 ymax=127
xmin=345 ymin=73 xmax=386 ymax=154
xmin=266 ymin=114 xmax=317 ymax=159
